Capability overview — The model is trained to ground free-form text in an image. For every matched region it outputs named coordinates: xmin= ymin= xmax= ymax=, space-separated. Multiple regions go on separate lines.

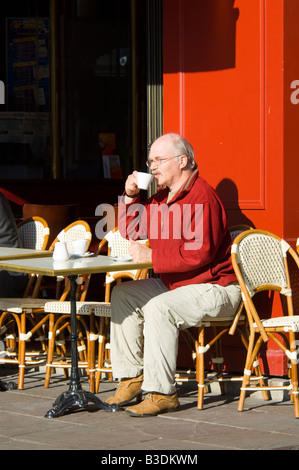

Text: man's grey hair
xmin=170 ymin=133 xmax=198 ymax=170
xmin=149 ymin=133 xmax=198 ymax=170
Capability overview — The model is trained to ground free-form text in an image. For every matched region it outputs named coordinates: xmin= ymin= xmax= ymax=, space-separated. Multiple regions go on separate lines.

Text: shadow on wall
xmin=165 ymin=0 xmax=240 ymax=73
xmin=216 ymin=178 xmax=255 ymax=228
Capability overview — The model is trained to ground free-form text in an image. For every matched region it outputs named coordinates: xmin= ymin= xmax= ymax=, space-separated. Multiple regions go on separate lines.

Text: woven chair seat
xmin=93 ymin=303 xmax=111 ymax=317
xmin=0 ymin=298 xmax=47 ymax=313
xmin=254 ymin=315 xmax=299 ymax=332
xmin=44 ymin=301 xmax=93 ymax=315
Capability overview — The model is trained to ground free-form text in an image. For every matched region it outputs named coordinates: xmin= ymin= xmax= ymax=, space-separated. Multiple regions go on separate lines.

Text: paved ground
xmin=0 ymin=367 xmax=299 ymax=453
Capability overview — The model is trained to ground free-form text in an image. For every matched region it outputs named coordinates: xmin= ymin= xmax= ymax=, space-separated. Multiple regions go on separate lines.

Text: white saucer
xmin=110 ymin=255 xmax=132 ymax=262
xmin=71 ymin=252 xmax=95 ymax=259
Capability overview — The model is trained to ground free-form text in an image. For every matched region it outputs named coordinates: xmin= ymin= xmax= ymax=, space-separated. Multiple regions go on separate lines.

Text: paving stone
xmin=0 ymin=368 xmax=298 ymax=451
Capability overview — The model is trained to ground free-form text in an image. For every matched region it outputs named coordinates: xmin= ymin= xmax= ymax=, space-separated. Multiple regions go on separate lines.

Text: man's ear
xmin=179 ymin=154 xmax=189 ymax=170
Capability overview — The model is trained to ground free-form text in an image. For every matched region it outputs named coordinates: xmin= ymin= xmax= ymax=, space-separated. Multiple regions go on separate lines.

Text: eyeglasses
xmin=145 ymin=155 xmax=183 ymax=169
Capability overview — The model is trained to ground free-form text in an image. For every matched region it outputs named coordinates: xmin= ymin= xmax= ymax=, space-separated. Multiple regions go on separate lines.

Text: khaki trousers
xmin=110 ymin=278 xmax=241 ymax=395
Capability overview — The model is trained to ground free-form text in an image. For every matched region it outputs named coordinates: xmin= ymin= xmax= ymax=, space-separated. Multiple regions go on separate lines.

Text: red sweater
xmin=118 ymin=170 xmax=237 ymax=290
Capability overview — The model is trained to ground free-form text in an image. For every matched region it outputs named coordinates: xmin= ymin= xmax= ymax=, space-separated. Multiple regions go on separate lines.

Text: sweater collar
xmin=166 ymin=169 xmax=199 ymax=203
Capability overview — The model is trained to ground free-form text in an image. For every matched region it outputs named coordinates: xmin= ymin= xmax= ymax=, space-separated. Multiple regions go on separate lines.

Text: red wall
xmin=163 ymin=0 xmax=299 ymax=375
xmin=283 ymin=1 xmax=299 ymax=247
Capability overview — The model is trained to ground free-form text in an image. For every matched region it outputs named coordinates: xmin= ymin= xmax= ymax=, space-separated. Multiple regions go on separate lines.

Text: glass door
xmin=61 ymin=0 xmax=146 ymax=179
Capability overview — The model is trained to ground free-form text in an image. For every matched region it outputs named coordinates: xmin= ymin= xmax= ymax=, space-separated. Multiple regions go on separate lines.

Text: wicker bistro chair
xmin=18 ymin=216 xmax=50 ymax=298
xmin=231 ymin=229 xmax=299 ymax=418
xmin=0 ymin=216 xmax=50 ymax=388
xmin=18 ymin=216 xmax=50 ymax=250
xmin=50 ymin=220 xmax=92 ymax=253
xmin=43 ymin=298 xmax=101 ymax=393
xmin=36 ymin=220 xmax=93 ymax=387
xmin=42 ymin=228 xmax=149 ymax=393
xmin=177 ymin=225 xmax=260 ymax=409
xmin=93 ymin=227 xmax=149 ymax=392
xmin=0 ymin=220 xmax=92 ymax=389
xmin=43 ymin=283 xmax=94 ymax=390
xmin=98 ymin=227 xmax=149 ymax=303
xmin=176 ymin=298 xmax=255 ymax=410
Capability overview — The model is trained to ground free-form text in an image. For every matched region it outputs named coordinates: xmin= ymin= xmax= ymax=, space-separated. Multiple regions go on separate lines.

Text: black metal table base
xmin=45 ymin=385 xmax=119 ymax=418
xmin=45 ymin=275 xmax=120 ymax=419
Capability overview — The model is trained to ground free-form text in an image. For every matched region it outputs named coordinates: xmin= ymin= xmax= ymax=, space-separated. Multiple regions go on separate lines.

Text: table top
xmin=0 ymin=254 xmax=152 ymax=277
xmin=0 ymin=247 xmax=52 ymax=260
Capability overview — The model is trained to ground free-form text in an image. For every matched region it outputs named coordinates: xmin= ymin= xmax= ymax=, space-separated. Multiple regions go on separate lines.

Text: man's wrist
xmin=125 ymin=191 xmax=139 ymax=199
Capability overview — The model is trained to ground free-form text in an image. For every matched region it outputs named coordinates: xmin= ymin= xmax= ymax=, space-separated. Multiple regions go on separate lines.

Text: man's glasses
xmin=145 ymin=155 xmax=183 ymax=169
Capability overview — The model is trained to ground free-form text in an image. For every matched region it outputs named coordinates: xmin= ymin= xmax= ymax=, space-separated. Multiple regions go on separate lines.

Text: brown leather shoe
xmin=106 ymin=374 xmax=143 ymax=406
xmin=126 ymin=392 xmax=179 ymax=417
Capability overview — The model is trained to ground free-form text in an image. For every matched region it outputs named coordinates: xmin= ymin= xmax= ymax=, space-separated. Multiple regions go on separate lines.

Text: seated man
xmin=106 ymin=133 xmax=241 ymax=417
xmin=0 ymin=191 xmax=28 ymax=297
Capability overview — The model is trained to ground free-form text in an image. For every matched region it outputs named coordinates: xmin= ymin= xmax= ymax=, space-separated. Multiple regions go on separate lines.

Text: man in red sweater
xmin=106 ymin=133 xmax=241 ymax=417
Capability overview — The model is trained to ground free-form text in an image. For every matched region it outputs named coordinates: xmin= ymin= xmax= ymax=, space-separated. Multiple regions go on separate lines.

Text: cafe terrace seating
xmin=0 ymin=220 xmax=92 ymax=389
xmin=231 ymin=229 xmax=299 ymax=418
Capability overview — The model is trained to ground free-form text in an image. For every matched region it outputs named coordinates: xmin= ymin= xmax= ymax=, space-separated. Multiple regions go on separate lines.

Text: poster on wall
xmin=6 ymin=18 xmax=50 ymax=111
xmin=0 ymin=111 xmax=49 ymax=158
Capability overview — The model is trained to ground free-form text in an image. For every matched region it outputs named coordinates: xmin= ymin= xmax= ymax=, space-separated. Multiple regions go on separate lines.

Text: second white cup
xmin=72 ymin=239 xmax=88 ymax=256
xmin=137 ymin=172 xmax=154 ymax=190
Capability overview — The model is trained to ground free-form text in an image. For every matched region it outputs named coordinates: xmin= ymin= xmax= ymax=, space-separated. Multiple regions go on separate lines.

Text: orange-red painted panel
xmin=164 ymin=0 xmax=266 ymax=212
xmin=163 ymin=0 xmax=299 ymax=376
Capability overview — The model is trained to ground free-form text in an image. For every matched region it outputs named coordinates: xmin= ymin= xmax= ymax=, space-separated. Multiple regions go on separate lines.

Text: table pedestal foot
xmin=0 ymin=379 xmax=17 ymax=391
xmin=45 ymin=388 xmax=119 ymax=418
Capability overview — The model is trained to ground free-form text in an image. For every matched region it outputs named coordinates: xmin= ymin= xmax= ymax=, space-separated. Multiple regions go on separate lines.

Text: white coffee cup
xmin=137 ymin=172 xmax=154 ymax=190
xmin=72 ymin=239 xmax=88 ymax=256
xmin=53 ymin=241 xmax=70 ymax=261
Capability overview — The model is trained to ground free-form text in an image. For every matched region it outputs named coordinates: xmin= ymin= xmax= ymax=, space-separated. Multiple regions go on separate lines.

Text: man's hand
xmin=128 ymin=239 xmax=152 ymax=263
xmin=125 ymin=171 xmax=140 ymax=201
